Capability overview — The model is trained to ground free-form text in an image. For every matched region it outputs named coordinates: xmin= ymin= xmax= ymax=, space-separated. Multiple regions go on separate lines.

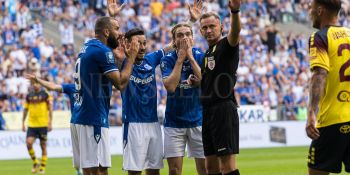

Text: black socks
xmin=209 ymin=169 xmax=240 ymax=175
xmin=224 ymin=169 xmax=240 ymax=175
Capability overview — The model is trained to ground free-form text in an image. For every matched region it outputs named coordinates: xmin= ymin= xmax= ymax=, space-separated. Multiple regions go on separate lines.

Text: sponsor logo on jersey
xmin=130 ymin=75 xmax=154 ymax=84
xmin=337 ymin=90 xmax=350 ymax=102
xmin=340 ymin=125 xmax=350 ymax=134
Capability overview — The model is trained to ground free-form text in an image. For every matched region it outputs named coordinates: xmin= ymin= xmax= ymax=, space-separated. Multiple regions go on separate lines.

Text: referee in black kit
xmin=195 ymin=0 xmax=242 ymax=174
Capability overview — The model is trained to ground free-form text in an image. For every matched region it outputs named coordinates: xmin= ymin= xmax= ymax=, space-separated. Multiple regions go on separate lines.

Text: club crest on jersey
xmin=144 ymin=64 xmax=152 ymax=70
xmin=105 ymin=52 xmax=114 ymax=64
xmin=207 ymin=56 xmax=215 ymax=70
xmin=160 ymin=61 xmax=167 ymax=71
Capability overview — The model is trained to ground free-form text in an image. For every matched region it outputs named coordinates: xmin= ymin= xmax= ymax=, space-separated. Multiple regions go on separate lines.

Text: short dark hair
xmin=95 ymin=17 xmax=114 ymax=35
xmin=199 ymin=12 xmax=221 ymax=23
xmin=316 ymin=0 xmax=342 ymax=13
xmin=124 ymin=28 xmax=145 ymax=41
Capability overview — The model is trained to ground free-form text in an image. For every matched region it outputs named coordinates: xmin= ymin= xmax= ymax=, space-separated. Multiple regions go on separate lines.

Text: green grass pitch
xmin=0 ymin=146 xmax=347 ymax=175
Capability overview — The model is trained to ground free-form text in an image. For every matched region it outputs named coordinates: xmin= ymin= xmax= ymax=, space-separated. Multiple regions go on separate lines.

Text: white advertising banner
xmin=240 ymin=121 xmax=311 ymax=148
xmin=238 ymin=105 xmax=271 ymax=122
xmin=0 ymin=122 xmax=311 ymax=160
xmin=0 ymin=127 xmax=123 ymax=160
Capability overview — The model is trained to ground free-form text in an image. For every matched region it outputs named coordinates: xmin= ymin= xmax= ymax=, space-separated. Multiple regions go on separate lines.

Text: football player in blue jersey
xmin=24 ymin=73 xmax=82 ymax=175
xmin=160 ymin=11 xmax=206 ymax=175
xmin=119 ymin=28 xmax=173 ymax=175
xmin=71 ymin=1 xmax=139 ymax=175
xmin=160 ymin=1 xmax=206 ymax=175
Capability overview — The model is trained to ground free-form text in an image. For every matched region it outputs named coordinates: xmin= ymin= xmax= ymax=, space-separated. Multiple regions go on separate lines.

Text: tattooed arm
xmin=306 ymin=67 xmax=328 ymax=139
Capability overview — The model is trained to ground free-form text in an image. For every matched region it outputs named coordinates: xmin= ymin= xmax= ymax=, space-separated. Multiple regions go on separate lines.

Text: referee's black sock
xmin=224 ymin=169 xmax=240 ymax=175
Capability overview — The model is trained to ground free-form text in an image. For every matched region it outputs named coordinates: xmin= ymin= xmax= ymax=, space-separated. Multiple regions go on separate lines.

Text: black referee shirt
xmin=200 ymin=37 xmax=239 ymax=107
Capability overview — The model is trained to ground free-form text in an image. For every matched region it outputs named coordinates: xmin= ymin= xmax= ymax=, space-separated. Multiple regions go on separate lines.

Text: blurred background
xmin=0 ymin=1 xmax=350 ymax=174
xmin=0 ymin=0 xmax=349 ymax=129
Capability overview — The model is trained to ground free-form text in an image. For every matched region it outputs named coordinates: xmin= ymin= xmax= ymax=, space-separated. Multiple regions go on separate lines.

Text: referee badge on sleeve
xmin=207 ymin=56 xmax=215 ymax=70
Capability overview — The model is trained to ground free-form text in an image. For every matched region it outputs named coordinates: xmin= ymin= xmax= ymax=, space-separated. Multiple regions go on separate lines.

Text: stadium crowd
xmin=0 ymin=0 xmax=349 ymax=126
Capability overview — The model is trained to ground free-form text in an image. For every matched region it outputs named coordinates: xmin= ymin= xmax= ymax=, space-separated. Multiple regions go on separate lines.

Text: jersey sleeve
xmin=160 ymin=53 xmax=175 ymax=79
xmin=146 ymin=49 xmax=165 ymax=67
xmin=61 ymin=84 xmax=76 ymax=96
xmin=309 ymin=31 xmax=329 ymax=71
xmin=193 ymin=48 xmax=205 ymax=66
xmin=95 ymin=49 xmax=119 ymax=74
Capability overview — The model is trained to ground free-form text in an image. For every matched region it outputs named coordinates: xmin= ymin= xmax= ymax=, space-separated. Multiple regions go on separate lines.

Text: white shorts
xmin=164 ymin=126 xmax=204 ymax=158
xmin=123 ymin=122 xmax=164 ymax=171
xmin=70 ymin=124 xmax=111 ymax=168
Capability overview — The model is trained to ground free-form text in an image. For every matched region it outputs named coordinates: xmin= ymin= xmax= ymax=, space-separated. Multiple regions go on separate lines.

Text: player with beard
xmin=306 ymin=0 xmax=350 ymax=174
xmin=71 ymin=1 xmax=139 ymax=175
xmin=118 ymin=28 xmax=173 ymax=175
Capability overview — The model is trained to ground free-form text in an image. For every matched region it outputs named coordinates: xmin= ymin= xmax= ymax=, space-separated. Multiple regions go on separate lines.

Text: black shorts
xmin=26 ymin=127 xmax=48 ymax=141
xmin=308 ymin=121 xmax=350 ymax=173
xmin=202 ymin=100 xmax=239 ymax=157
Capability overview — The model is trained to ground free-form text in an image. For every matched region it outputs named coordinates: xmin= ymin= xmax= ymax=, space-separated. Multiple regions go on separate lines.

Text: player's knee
xmin=206 ymin=167 xmax=221 ymax=174
xmin=169 ymin=167 xmax=180 ymax=175
xmin=195 ymin=162 xmax=207 ymax=175
xmin=145 ymin=169 xmax=160 ymax=175
xmin=86 ymin=167 xmax=99 ymax=175
xmin=128 ymin=170 xmax=142 ymax=175
xmin=206 ymin=161 xmax=220 ymax=174
xmin=198 ymin=168 xmax=207 ymax=175
xmin=82 ymin=168 xmax=91 ymax=174
xmin=40 ymin=142 xmax=47 ymax=149
xmin=220 ymin=155 xmax=236 ymax=172
xmin=40 ymin=141 xmax=46 ymax=146
xmin=98 ymin=167 xmax=108 ymax=175
xmin=26 ymin=141 xmax=33 ymax=148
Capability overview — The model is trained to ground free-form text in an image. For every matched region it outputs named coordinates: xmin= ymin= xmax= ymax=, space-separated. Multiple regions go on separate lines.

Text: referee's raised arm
xmin=227 ymin=0 xmax=241 ymax=47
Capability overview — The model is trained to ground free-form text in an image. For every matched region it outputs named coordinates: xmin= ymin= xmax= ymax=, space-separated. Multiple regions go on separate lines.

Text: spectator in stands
xmin=283 ymin=88 xmax=296 ymax=120
xmin=150 ymin=0 xmax=163 ymax=17
xmin=261 ymin=25 xmax=279 ymax=54
xmin=59 ymin=20 xmax=74 ymax=46
xmin=296 ymin=100 xmax=307 ymax=121
xmin=0 ymin=100 xmax=6 ymax=130
xmin=0 ymin=0 xmax=349 ymax=122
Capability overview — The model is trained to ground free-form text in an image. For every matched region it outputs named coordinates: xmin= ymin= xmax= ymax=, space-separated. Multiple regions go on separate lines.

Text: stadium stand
xmin=0 ymin=0 xmax=349 ymax=127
